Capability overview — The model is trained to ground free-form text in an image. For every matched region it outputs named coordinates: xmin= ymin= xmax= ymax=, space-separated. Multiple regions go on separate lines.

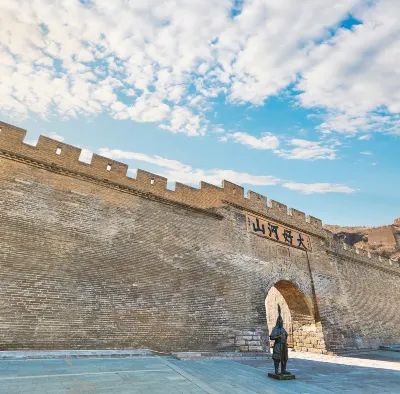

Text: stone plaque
xmin=246 ymin=214 xmax=312 ymax=251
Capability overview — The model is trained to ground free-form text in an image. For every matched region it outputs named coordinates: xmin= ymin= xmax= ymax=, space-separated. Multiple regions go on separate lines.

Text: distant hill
xmin=324 ymin=219 xmax=400 ymax=261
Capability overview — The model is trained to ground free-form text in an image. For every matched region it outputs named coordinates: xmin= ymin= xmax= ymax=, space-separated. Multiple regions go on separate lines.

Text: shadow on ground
xmin=234 ymin=350 xmax=400 ymax=393
xmin=0 ymin=350 xmax=398 ymax=393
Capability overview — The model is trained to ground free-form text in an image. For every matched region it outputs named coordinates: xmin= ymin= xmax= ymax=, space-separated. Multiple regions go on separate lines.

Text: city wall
xmin=1 ymin=121 xmax=399 ymax=353
xmin=368 ymin=226 xmax=397 ymax=246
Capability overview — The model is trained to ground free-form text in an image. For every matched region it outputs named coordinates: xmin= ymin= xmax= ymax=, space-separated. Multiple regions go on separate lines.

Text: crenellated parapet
xmin=325 ymin=237 xmax=400 ymax=275
xmin=0 ymin=121 xmax=330 ymax=238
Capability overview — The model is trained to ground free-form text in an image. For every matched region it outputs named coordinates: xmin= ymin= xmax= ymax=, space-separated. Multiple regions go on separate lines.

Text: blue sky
xmin=1 ymin=0 xmax=399 ymax=226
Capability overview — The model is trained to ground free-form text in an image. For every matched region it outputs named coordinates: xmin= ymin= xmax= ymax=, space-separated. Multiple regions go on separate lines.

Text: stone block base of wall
xmin=232 ymin=329 xmax=268 ymax=352
xmin=292 ymin=329 xmax=327 ymax=354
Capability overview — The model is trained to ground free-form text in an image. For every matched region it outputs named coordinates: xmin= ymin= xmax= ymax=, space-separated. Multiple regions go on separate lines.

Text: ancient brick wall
xmin=368 ymin=226 xmax=397 ymax=246
xmin=392 ymin=225 xmax=400 ymax=248
xmin=0 ymin=121 xmax=399 ymax=353
xmin=335 ymin=258 xmax=400 ymax=349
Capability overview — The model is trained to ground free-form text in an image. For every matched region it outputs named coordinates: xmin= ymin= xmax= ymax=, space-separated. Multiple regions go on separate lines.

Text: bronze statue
xmin=269 ymin=304 xmax=293 ymax=378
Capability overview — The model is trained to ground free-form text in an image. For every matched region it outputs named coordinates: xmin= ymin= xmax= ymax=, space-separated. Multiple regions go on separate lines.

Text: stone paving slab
xmin=290 ymin=350 xmax=400 ymax=369
xmin=0 ymin=352 xmax=398 ymax=393
xmin=236 ymin=351 xmax=400 ymax=393
xmin=168 ymin=358 xmax=332 ymax=394
xmin=343 ymin=350 xmax=400 ymax=362
xmin=172 ymin=351 xmax=271 ymax=360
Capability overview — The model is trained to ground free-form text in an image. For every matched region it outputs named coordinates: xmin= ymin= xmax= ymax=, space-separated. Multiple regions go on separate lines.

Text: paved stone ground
xmin=0 ymin=351 xmax=398 ymax=393
xmin=0 ymin=350 xmax=153 ymax=360
xmin=235 ymin=350 xmax=400 ymax=394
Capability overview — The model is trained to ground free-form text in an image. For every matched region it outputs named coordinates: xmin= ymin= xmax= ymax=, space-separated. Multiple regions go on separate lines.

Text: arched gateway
xmin=265 ymin=280 xmax=326 ymax=353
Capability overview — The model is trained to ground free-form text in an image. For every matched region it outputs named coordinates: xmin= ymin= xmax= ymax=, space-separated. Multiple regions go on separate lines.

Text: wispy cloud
xmin=99 ymin=149 xmax=192 ymax=172
xmin=100 ymin=148 xmax=279 ymax=187
xmin=275 ymin=139 xmax=337 ymax=160
xmin=47 ymin=132 xmax=65 ymax=142
xmin=221 ymin=132 xmax=280 ymax=150
xmin=297 ymin=0 xmax=400 ymax=138
xmin=221 ymin=134 xmax=339 ymax=161
xmin=100 ymin=148 xmax=355 ymax=194
xmin=360 ymin=151 xmax=372 ymax=155
xmin=282 ymin=182 xmax=356 ymax=194
xmin=2 ymin=0 xmax=399 ymax=139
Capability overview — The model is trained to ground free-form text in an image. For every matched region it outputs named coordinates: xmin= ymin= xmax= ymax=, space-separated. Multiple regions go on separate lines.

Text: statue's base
xmin=268 ymin=373 xmax=296 ymax=380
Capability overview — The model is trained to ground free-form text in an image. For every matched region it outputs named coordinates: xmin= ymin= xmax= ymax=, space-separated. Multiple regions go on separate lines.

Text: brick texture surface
xmin=368 ymin=226 xmax=397 ymax=246
xmin=0 ymin=121 xmax=399 ymax=353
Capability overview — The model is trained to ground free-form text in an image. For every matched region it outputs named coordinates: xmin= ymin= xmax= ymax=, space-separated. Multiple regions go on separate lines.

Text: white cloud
xmin=297 ymin=0 xmax=400 ymax=137
xmin=360 ymin=151 xmax=372 ymax=155
xmin=2 ymin=0 xmax=397 ymax=140
xmin=164 ymin=168 xmax=280 ymax=187
xmin=100 ymin=147 xmax=354 ymax=194
xmin=79 ymin=148 xmax=93 ymax=164
xmin=314 ymin=112 xmax=400 ymax=137
xmin=358 ymin=134 xmax=372 ymax=141
xmin=223 ymin=132 xmax=280 ymax=150
xmin=372 ymin=162 xmax=377 ymax=166
xmin=275 ymin=139 xmax=337 ymax=160
xmin=0 ymin=0 xmax=379 ymax=140
xmin=0 ymin=0 xmax=232 ymax=135
xmin=220 ymin=134 xmax=339 ymax=161
xmin=47 ymin=132 xmax=65 ymax=142
xmin=101 ymin=148 xmax=279 ymax=187
xmin=159 ymin=106 xmax=206 ymax=136
xmin=25 ymin=139 xmax=38 ymax=146
xmin=282 ymin=182 xmax=356 ymax=194
xmin=220 ymin=0 xmax=360 ymax=105
xmin=113 ymin=95 xmax=171 ymax=123
xmin=99 ymin=149 xmax=192 ymax=172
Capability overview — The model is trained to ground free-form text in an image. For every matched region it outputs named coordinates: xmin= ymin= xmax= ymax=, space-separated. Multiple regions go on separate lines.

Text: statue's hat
xmin=276 ymin=303 xmax=283 ymax=325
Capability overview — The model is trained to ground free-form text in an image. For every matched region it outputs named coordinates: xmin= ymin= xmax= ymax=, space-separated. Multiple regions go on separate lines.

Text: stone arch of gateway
xmin=0 ymin=120 xmax=399 ymax=354
xmin=265 ymin=280 xmax=324 ymax=353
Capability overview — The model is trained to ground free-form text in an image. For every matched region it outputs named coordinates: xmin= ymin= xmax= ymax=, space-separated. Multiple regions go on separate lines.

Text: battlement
xmin=325 ymin=238 xmax=400 ymax=273
xmin=0 ymin=120 xmax=329 ymax=238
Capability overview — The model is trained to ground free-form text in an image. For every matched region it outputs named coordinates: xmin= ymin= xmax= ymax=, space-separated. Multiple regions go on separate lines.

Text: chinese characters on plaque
xmin=246 ymin=214 xmax=312 ymax=251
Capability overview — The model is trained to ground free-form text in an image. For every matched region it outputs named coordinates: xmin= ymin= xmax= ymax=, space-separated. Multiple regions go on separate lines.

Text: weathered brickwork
xmin=0 ymin=121 xmax=399 ymax=353
xmin=368 ymin=226 xmax=397 ymax=246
